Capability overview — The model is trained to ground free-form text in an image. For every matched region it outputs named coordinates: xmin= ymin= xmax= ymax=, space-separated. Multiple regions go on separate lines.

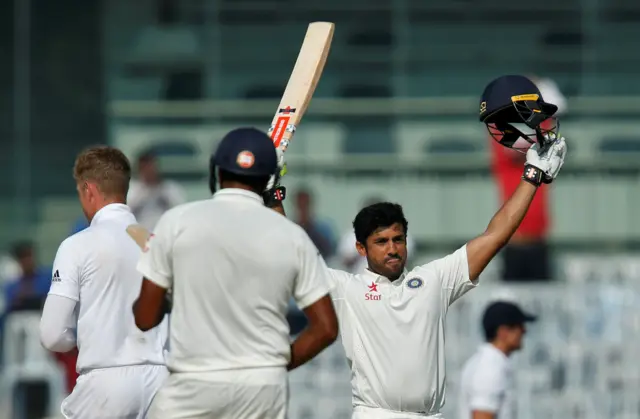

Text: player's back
xmin=163 ymin=190 xmax=310 ymax=373
xmin=65 ymin=205 xmax=167 ymax=372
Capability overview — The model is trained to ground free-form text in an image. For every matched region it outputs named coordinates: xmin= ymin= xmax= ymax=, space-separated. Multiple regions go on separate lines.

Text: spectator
xmin=337 ymin=196 xmax=416 ymax=273
xmin=3 ymin=241 xmax=50 ymax=313
xmin=127 ymin=150 xmax=187 ymax=232
xmin=0 ymin=252 xmax=22 ymax=286
xmin=489 ymin=75 xmax=566 ymax=282
xmin=293 ymin=188 xmax=336 ymax=259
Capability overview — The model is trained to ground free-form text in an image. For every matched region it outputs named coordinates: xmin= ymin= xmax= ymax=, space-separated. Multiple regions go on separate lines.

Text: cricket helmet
xmin=209 ymin=127 xmax=278 ymax=193
xmin=479 ymin=75 xmax=559 ymax=152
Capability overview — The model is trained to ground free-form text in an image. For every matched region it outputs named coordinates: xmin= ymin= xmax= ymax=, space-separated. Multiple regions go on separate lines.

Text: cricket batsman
xmin=270 ymin=75 xmax=567 ymax=418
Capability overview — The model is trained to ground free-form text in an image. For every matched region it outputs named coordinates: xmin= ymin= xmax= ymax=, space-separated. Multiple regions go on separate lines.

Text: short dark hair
xmin=353 ymin=202 xmax=408 ymax=245
xmin=484 ymin=325 xmax=499 ymax=341
xmin=218 ymin=169 xmax=270 ymax=193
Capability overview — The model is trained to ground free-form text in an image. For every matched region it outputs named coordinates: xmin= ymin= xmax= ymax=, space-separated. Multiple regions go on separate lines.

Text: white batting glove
xmin=522 ymin=134 xmax=567 ymax=186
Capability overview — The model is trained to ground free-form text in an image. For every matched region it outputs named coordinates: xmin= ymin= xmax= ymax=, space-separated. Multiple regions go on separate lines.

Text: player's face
xmin=357 ymin=223 xmax=407 ymax=280
xmin=504 ymin=324 xmax=526 ymax=351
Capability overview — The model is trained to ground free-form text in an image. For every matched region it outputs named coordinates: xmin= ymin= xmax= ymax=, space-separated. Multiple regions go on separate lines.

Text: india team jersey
xmin=48 ymin=204 xmax=168 ymax=372
xmin=137 ymin=189 xmax=331 ymax=374
xmin=328 ymin=245 xmax=477 ymax=416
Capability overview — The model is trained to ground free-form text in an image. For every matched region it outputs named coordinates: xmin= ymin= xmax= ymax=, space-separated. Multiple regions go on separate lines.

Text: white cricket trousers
xmin=352 ymin=406 xmax=444 ymax=419
xmin=147 ymin=367 xmax=288 ymax=419
xmin=60 ymin=364 xmax=169 ymax=419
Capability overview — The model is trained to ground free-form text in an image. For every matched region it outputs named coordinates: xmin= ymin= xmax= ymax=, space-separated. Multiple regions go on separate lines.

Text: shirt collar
xmin=212 ymin=188 xmax=264 ymax=205
xmin=90 ymin=203 xmax=133 ymax=227
xmin=361 ymin=267 xmax=409 ymax=286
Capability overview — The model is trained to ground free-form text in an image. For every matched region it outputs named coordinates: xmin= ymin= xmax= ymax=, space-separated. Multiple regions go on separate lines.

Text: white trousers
xmin=352 ymin=406 xmax=444 ymax=419
xmin=148 ymin=368 xmax=288 ymax=419
xmin=61 ymin=364 xmax=169 ymax=419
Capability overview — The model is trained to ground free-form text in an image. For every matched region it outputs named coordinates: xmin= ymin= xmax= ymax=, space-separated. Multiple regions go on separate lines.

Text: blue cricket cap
xmin=212 ymin=127 xmax=278 ymax=176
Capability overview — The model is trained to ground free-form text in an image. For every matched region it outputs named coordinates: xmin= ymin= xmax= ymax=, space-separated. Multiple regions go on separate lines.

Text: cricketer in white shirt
xmin=458 ymin=301 xmax=536 ymax=419
xmin=294 ymin=134 xmax=566 ymax=418
xmin=132 ymin=127 xmax=339 ymax=419
xmin=39 ymin=146 xmax=169 ymax=419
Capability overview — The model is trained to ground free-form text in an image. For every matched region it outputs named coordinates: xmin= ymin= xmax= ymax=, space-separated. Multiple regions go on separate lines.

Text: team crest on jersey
xmin=406 ymin=277 xmax=423 ymax=289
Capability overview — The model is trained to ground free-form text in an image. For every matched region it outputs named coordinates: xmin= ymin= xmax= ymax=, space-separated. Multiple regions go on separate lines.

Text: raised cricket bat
xmin=267 ymin=21 xmax=335 ymax=153
xmin=126 ymin=22 xmax=334 ymax=249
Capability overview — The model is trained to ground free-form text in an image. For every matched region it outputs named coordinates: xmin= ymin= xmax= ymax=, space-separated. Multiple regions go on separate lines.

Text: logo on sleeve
xmin=406 ymin=277 xmax=423 ymax=289
xmin=52 ymin=270 xmax=61 ymax=282
xmin=365 ymin=282 xmax=381 ymax=301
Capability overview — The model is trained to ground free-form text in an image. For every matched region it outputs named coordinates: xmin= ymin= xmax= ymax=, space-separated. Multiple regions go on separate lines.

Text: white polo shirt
xmin=328 ymin=245 xmax=477 ymax=417
xmin=137 ymin=188 xmax=331 ymax=374
xmin=48 ymin=204 xmax=168 ymax=373
xmin=458 ymin=344 xmax=515 ymax=419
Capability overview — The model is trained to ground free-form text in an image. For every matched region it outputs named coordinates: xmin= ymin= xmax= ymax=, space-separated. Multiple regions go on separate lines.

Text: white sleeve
xmin=293 ymin=232 xmax=332 ymax=310
xmin=425 ymin=245 xmax=477 ymax=306
xmin=468 ymin=365 xmax=507 ymax=412
xmin=40 ymin=294 xmax=77 ymax=352
xmin=49 ymin=237 xmax=83 ymax=301
xmin=137 ymin=210 xmax=174 ymax=289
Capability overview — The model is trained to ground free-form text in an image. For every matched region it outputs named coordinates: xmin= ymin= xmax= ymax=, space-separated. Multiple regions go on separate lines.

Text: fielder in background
xmin=457 ymin=301 xmax=537 ymax=419
xmin=271 ymin=75 xmax=567 ymax=418
xmin=133 ymin=127 xmax=339 ymax=419
xmin=39 ymin=146 xmax=169 ymax=418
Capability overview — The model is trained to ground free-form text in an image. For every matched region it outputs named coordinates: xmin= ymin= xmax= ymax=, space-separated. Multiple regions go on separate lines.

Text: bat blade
xmin=126 ymin=224 xmax=151 ymax=250
xmin=268 ymin=22 xmax=335 ymax=153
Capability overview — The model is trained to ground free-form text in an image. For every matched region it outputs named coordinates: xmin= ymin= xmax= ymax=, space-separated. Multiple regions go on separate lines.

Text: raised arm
xmin=466 ymin=136 xmax=566 ymax=281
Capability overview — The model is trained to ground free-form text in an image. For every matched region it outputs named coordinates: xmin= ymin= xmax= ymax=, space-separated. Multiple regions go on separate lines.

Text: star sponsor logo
xmin=365 ymin=282 xmax=381 ymax=301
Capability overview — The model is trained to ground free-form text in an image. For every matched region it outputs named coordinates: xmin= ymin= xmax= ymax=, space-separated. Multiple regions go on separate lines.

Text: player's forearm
xmin=466 ymin=180 xmax=537 ymax=280
xmin=485 ymin=180 xmax=537 ymax=242
xmin=287 ymin=325 xmax=338 ymax=371
xmin=287 ymin=295 xmax=339 ymax=371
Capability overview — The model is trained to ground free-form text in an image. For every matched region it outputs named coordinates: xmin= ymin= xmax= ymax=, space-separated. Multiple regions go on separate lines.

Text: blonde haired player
xmin=39 ymin=146 xmax=169 ymax=418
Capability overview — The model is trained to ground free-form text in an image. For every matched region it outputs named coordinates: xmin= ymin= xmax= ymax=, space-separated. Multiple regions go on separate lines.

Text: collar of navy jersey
xmin=90 ymin=203 xmax=133 ymax=226
xmin=212 ymin=188 xmax=263 ymax=204
xmin=362 ymin=267 xmax=409 ymax=286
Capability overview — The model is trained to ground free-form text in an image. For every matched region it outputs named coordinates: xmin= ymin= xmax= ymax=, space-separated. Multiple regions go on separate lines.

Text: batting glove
xmin=263 ymin=148 xmax=287 ymax=205
xmin=522 ymin=134 xmax=567 ymax=186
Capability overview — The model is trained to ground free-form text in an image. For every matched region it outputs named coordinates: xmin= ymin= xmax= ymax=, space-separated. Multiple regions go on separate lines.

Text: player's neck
xmin=87 ymin=197 xmax=126 ymax=222
xmin=490 ymin=341 xmax=512 ymax=356
xmin=220 ymin=182 xmax=260 ymax=195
